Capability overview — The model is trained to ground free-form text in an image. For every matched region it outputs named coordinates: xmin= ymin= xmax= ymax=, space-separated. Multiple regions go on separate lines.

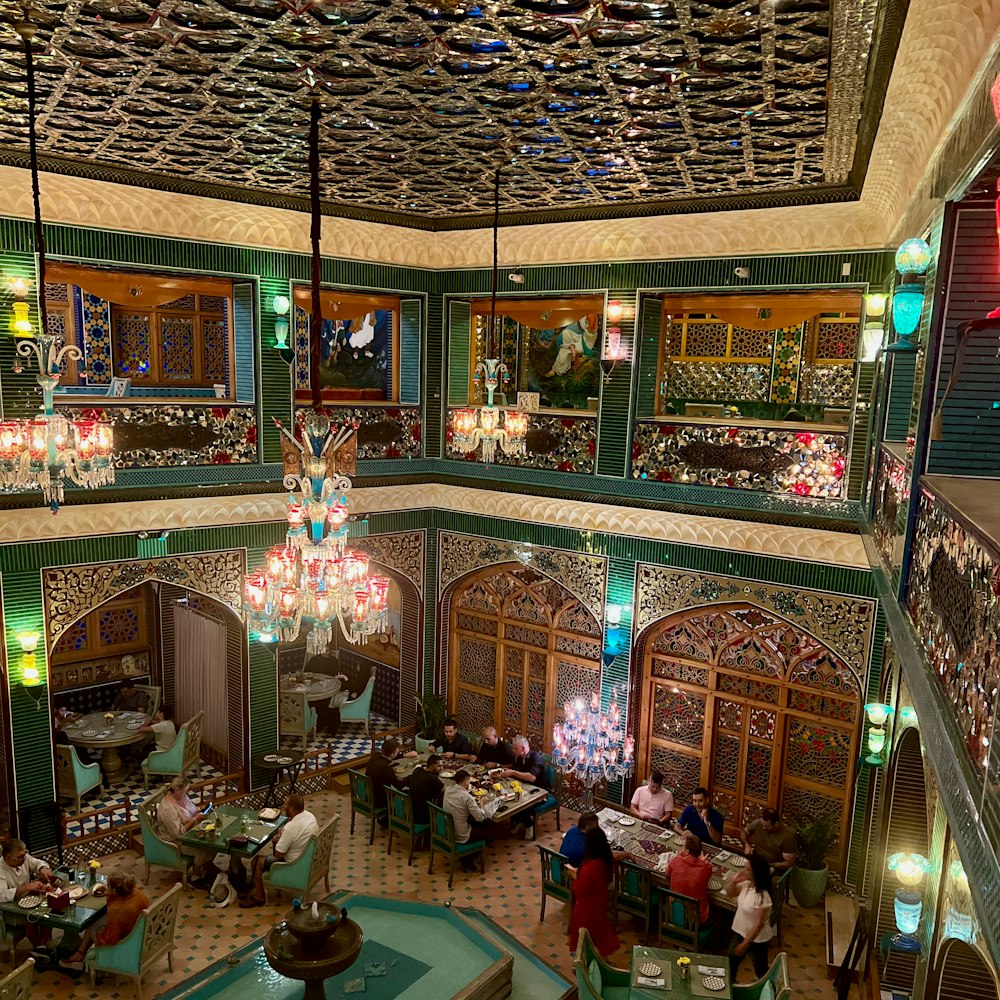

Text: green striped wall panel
xmin=848 ymin=361 xmax=876 ymax=501
xmin=884 ymin=354 xmax=917 ymax=441
xmin=399 ymin=298 xmax=423 ymax=406
xmin=1 ymin=250 xmax=41 ymax=420
xmin=635 ymin=294 xmax=662 ymax=420
xmin=425 ymin=278 xmax=445 ymax=460
xmin=259 ymin=275 xmax=294 ymax=464
xmin=595 ymin=289 xmax=636 ymax=478
xmin=232 ymin=281 xmax=257 ymax=405
xmin=423 ymin=526 xmax=438 ymax=695
xmin=447 ymin=300 xmax=471 ymax=407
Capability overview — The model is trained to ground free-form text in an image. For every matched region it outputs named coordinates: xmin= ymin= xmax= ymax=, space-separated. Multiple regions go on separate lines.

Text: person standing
xmin=725 ymin=854 xmax=776 ymax=980
xmin=741 ymin=808 xmax=797 ymax=870
xmin=567 ymin=827 xmax=620 ymax=957
xmin=629 ymin=770 xmax=675 ymax=824
xmin=560 ymin=812 xmax=598 ymax=868
xmin=676 ymin=787 xmax=724 ymax=845
xmin=407 ymin=754 xmax=445 ymax=825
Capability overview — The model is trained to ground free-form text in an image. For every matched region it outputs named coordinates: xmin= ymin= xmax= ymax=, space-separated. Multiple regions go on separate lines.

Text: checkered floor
xmin=277 ymin=713 xmax=398 ymax=764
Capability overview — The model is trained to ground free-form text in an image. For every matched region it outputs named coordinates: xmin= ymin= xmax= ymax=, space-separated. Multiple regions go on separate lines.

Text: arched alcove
xmin=932 ymin=939 xmax=1000 ymax=1000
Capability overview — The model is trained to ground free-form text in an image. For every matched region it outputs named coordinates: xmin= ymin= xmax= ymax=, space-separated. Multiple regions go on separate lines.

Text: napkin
xmin=636 ymin=976 xmax=665 ymax=988
xmin=697 ymin=965 xmax=726 ymax=977
xmin=713 ymin=851 xmax=732 ymax=863
xmin=654 ymin=851 xmax=674 ymax=872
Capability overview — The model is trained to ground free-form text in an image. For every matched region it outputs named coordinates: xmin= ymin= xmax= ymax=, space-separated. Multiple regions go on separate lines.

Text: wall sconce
xmin=6 ymin=275 xmax=31 ymax=299
xmin=887 ymin=238 xmax=931 ymax=353
xmin=272 ymin=294 xmax=291 ymax=350
xmin=603 ymin=604 xmax=625 ymax=667
xmin=863 ymin=702 xmax=893 ymax=765
xmin=885 ymin=852 xmax=932 ymax=954
xmin=508 ymin=268 xmax=524 ymax=285
xmin=600 ymin=325 xmax=630 ymax=383
xmin=16 ymin=631 xmax=43 ymax=689
xmin=860 ymin=323 xmax=884 ymax=362
xmin=864 ymin=293 xmax=887 ymax=317
xmin=9 ymin=301 xmax=32 ymax=337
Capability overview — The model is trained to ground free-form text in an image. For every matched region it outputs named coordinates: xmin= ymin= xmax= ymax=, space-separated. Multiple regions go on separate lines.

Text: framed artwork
xmin=108 ymin=377 xmax=130 ymax=398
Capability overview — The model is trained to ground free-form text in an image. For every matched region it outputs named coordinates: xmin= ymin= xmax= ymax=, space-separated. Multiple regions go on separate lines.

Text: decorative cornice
xmin=0 ymin=485 xmax=869 ymax=568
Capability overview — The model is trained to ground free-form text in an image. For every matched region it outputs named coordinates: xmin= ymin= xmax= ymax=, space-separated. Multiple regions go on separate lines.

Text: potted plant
xmin=790 ymin=814 xmax=838 ymax=907
xmin=414 ymin=693 xmax=446 ymax=752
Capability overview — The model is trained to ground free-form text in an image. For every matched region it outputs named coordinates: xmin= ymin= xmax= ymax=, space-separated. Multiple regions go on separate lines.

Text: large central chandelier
xmin=1 ymin=22 xmax=115 ymax=511
xmin=242 ymin=98 xmax=387 ymax=654
xmin=452 ymin=166 xmax=527 ymax=463
xmin=552 ymin=691 xmax=635 ymax=810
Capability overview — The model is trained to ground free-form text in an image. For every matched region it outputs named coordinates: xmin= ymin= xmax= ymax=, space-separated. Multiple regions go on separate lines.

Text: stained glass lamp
xmin=887 ymin=284 xmax=923 ymax=352
xmin=895 ymin=238 xmax=932 ymax=275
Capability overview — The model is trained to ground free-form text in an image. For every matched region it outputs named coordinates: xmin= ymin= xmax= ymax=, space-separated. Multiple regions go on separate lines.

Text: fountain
xmin=263 ymin=899 xmax=363 ymax=1000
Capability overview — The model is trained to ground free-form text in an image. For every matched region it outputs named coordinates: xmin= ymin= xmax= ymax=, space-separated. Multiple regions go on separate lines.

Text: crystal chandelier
xmin=452 ymin=166 xmax=528 ymax=463
xmin=242 ymin=97 xmax=388 ymax=654
xmin=552 ymin=691 xmax=635 ymax=810
xmin=1 ymin=22 xmax=115 ymax=511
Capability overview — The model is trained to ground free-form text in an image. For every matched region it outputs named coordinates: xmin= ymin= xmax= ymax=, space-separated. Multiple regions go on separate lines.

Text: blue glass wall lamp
xmin=887 ymin=238 xmax=932 ymax=353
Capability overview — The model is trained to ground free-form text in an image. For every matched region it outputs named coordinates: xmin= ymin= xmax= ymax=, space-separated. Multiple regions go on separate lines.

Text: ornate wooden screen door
xmin=639 ymin=604 xmax=861 ymax=872
xmin=449 ymin=564 xmax=602 ymax=751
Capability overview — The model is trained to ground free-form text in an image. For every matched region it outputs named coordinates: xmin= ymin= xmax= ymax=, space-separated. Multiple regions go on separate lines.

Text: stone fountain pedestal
xmin=263 ymin=901 xmax=364 ymax=1000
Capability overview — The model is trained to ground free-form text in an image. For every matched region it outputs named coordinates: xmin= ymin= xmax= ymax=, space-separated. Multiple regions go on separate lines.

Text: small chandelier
xmin=552 ymin=691 xmax=635 ymax=810
xmin=1 ymin=22 xmax=115 ymax=511
xmin=451 ymin=166 xmax=528 ymax=463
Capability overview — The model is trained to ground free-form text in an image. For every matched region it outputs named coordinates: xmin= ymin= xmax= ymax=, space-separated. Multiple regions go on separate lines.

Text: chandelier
xmin=1 ymin=22 xmax=115 ymax=511
xmin=243 ymin=98 xmax=388 ymax=654
xmin=451 ymin=166 xmax=528 ymax=463
xmin=552 ymin=691 xmax=635 ymax=810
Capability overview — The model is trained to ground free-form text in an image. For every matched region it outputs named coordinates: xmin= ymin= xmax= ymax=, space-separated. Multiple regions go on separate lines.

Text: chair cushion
xmin=534 ymin=795 xmax=559 ymax=814
xmin=456 ymin=839 xmax=486 ymax=856
xmin=413 ymin=823 xmax=430 ymax=834
xmin=588 ymin=959 xmax=602 ymax=994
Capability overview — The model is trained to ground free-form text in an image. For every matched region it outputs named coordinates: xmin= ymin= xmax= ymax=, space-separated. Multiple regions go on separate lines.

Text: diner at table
xmin=0 ymin=839 xmax=58 ymax=958
xmin=239 ymin=793 xmax=318 ymax=908
xmin=500 ymin=734 xmax=549 ymax=840
xmin=58 ymin=872 xmax=150 ymax=971
xmin=110 ymin=679 xmax=148 ymax=713
xmin=630 ymin=770 xmax=675 ymax=824
xmin=156 ymin=776 xmax=224 ymax=888
xmin=407 ymin=753 xmax=446 ymax=825
xmin=443 ymin=770 xmax=499 ymax=860
xmin=560 ymin=810 xmax=599 ymax=867
xmin=365 ymin=737 xmax=407 ymax=828
xmin=476 ymin=726 xmax=514 ymax=767
xmin=741 ymin=807 xmax=797 ymax=870
xmin=435 ymin=717 xmax=475 ymax=761
xmin=136 ymin=704 xmax=176 ymax=753
xmin=677 ymin=786 xmax=725 ymax=845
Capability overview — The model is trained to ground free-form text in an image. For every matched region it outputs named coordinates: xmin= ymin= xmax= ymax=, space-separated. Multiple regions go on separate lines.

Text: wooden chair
xmin=770 ymin=867 xmax=793 ymax=946
xmin=56 ymin=744 xmax=103 ymax=814
xmin=427 ymin=802 xmax=486 ymax=890
xmin=386 ymin=787 xmax=429 ymax=866
xmin=86 ymin=883 xmax=182 ymax=999
xmin=732 ymin=951 xmax=791 ymax=1000
xmin=134 ymin=684 xmax=161 ymax=718
xmin=280 ymin=690 xmax=318 ymax=752
xmin=657 ymin=887 xmax=714 ymax=952
xmin=613 ymin=859 xmax=656 ymax=942
xmin=573 ymin=927 xmax=631 ymax=1000
xmin=347 ymin=769 xmax=386 ymax=845
xmin=141 ymin=711 xmax=202 ymax=788
xmin=339 ymin=667 xmax=377 ymax=735
xmin=0 ymin=958 xmax=34 ymax=1000
xmin=136 ymin=787 xmax=194 ymax=888
xmin=264 ymin=815 xmax=338 ymax=903
xmin=537 ymin=844 xmax=572 ymax=921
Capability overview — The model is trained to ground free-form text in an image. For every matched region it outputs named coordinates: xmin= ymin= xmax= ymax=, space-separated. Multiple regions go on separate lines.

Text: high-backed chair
xmin=770 ymin=867 xmax=793 ymax=946
xmin=427 ymin=802 xmax=486 ymax=890
xmin=56 ymin=744 xmax=103 ymax=814
xmin=136 ymin=787 xmax=194 ymax=887
xmin=134 ymin=684 xmax=161 ymax=718
xmin=280 ymin=690 xmax=317 ymax=752
xmin=573 ymin=928 xmax=631 ymax=1000
xmin=613 ymin=859 xmax=656 ymax=942
xmin=386 ymin=787 xmax=429 ymax=866
xmin=0 ymin=958 xmax=35 ymax=1000
xmin=264 ymin=814 xmax=338 ymax=903
xmin=339 ymin=667 xmax=377 ymax=735
xmin=347 ymin=769 xmax=386 ymax=845
xmin=537 ymin=845 xmax=572 ymax=921
xmin=657 ymin=888 xmax=714 ymax=952
xmin=141 ymin=711 xmax=202 ymax=788
xmin=732 ymin=952 xmax=791 ymax=1000
xmin=86 ymin=883 xmax=183 ymax=999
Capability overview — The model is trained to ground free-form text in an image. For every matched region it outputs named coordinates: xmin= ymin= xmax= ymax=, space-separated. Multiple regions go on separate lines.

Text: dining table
xmin=178 ymin=804 xmax=288 ymax=861
xmin=630 ymin=944 xmax=733 ymax=999
xmin=0 ymin=872 xmax=108 ymax=947
xmin=63 ymin=710 xmax=150 ymax=783
xmin=280 ymin=671 xmax=343 ymax=704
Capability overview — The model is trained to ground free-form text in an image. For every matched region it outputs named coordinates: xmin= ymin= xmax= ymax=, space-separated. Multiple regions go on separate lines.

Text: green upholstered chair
xmin=386 ymin=787 xmax=429 ymax=866
xmin=136 ymin=787 xmax=194 ymax=888
xmin=339 ymin=667 xmax=377 ymax=735
xmin=347 ymin=768 xmax=386 ymax=845
xmin=280 ymin=690 xmax=318 ymax=752
xmin=573 ymin=927 xmax=631 ymax=1000
xmin=770 ymin=867 xmax=793 ymax=946
xmin=141 ymin=711 xmax=202 ymax=788
xmin=537 ymin=844 xmax=572 ymax=921
xmin=56 ymin=744 xmax=103 ymax=814
xmin=732 ymin=951 xmax=791 ymax=1000
xmin=264 ymin=814 xmax=338 ymax=903
xmin=86 ymin=883 xmax=182 ymax=999
xmin=0 ymin=957 xmax=35 ymax=1000
xmin=530 ymin=761 xmax=562 ymax=832
xmin=427 ymin=802 xmax=486 ymax=890
xmin=613 ymin=859 xmax=656 ymax=942
xmin=657 ymin=888 xmax=714 ymax=952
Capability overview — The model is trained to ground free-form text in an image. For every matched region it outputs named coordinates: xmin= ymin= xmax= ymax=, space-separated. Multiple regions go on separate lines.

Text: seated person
xmin=476 ymin=726 xmax=514 ymax=768
xmin=0 ymin=839 xmax=57 ymax=958
xmin=500 ymin=734 xmax=549 ymax=841
xmin=240 ymin=794 xmax=319 ymax=908
xmin=630 ymin=770 xmax=674 ymax=824
xmin=155 ymin=775 xmax=222 ymax=888
xmin=676 ymin=786 xmax=724 ymax=845
xmin=407 ymin=754 xmax=445 ymax=826
xmin=138 ymin=704 xmax=177 ymax=753
xmin=442 ymin=770 xmax=496 ymax=868
xmin=365 ymin=737 xmax=405 ymax=827
xmin=52 ymin=698 xmax=82 ymax=746
xmin=741 ymin=807 xmax=796 ymax=870
xmin=110 ymin=679 xmax=147 ymax=714
xmin=666 ymin=834 xmax=713 ymax=925
xmin=559 ymin=810 xmax=598 ymax=867
xmin=435 ymin=718 xmax=474 ymax=762
xmin=59 ymin=873 xmax=151 ymax=970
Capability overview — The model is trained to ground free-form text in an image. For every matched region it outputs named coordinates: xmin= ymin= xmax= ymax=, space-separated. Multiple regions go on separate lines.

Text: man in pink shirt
xmin=666 ymin=834 xmax=713 ymax=924
xmin=629 ymin=770 xmax=675 ymax=824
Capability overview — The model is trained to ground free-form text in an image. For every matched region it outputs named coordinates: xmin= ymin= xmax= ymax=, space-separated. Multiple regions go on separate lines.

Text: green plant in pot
xmin=414 ymin=693 xmax=446 ymax=752
xmin=790 ymin=814 xmax=838 ymax=907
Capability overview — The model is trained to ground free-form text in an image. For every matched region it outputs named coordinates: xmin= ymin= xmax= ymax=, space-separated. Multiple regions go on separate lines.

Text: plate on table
xmin=638 ymin=962 xmax=661 ymax=977
xmin=127 ymin=721 xmax=144 ymax=730
xmin=263 ymin=754 xmax=279 ymax=763
xmin=67 ymin=885 xmax=87 ymax=901
xmin=80 ymin=730 xmax=100 ymax=738
xmin=729 ymin=855 xmax=748 ymax=867
xmin=440 ymin=771 xmax=456 ymax=779
xmin=17 ymin=893 xmax=45 ymax=909
xmin=277 ymin=756 xmax=295 ymax=765
xmin=702 ymin=975 xmax=727 ymax=992
xmin=258 ymin=808 xmax=280 ymax=821
xmin=708 ymin=877 xmax=723 ymax=891
xmin=617 ymin=816 xmax=636 ymax=826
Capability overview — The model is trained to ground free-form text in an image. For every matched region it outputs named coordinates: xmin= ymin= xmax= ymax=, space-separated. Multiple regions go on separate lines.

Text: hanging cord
xmin=488 ymin=166 xmax=500 ymax=359
xmin=308 ymin=97 xmax=323 ymax=413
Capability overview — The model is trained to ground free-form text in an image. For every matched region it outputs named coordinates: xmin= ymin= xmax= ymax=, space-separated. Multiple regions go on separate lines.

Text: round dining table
xmin=280 ymin=671 xmax=343 ymax=704
xmin=64 ymin=710 xmax=150 ymax=783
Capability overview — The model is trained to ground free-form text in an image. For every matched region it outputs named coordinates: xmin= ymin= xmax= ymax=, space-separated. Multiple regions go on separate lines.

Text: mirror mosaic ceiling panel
xmin=0 ymin=0 xmax=894 ymax=228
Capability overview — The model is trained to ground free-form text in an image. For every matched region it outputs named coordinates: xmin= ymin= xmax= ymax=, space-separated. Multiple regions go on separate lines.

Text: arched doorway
xmin=636 ymin=603 xmax=861 ymax=873
xmin=447 ymin=563 xmax=603 ymax=751
xmin=932 ymin=939 xmax=1000 ymax=1000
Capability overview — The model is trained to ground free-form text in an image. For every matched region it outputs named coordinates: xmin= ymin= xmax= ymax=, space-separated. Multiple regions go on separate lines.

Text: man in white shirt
xmin=629 ymin=770 xmax=675 ymax=824
xmin=0 ymin=840 xmax=56 ymax=957
xmin=138 ymin=705 xmax=177 ymax=753
xmin=241 ymin=793 xmax=319 ymax=907
xmin=442 ymin=771 xmax=495 ymax=871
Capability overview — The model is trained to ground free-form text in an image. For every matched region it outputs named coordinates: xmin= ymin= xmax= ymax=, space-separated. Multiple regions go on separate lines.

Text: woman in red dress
xmin=568 ymin=827 xmax=621 ymax=956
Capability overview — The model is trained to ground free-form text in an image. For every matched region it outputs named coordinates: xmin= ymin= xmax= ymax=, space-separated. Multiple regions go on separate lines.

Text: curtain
xmin=172 ymin=603 xmax=228 ymax=755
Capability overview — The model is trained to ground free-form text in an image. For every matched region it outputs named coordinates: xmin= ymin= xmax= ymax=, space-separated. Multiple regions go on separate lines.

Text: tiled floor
xmin=33 ymin=784 xmax=840 ymax=999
